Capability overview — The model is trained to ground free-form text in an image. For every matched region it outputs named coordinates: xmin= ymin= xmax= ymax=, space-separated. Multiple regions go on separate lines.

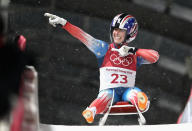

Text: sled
xmin=104 ymin=101 xmax=150 ymax=115
xmin=99 ymin=90 xmax=150 ymax=126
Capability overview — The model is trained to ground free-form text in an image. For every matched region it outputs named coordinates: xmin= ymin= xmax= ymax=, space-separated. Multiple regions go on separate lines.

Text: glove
xmin=112 ymin=45 xmax=137 ymax=57
xmin=44 ymin=13 xmax=67 ymax=27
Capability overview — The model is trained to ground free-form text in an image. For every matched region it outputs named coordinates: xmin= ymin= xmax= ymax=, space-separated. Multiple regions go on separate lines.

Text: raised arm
xmin=62 ymin=22 xmax=98 ymax=51
xmin=44 ymin=13 xmax=109 ymax=57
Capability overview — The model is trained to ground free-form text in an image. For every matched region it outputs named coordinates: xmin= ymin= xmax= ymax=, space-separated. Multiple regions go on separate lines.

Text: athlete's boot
xmin=82 ymin=108 xmax=95 ymax=123
xmin=137 ymin=92 xmax=148 ymax=111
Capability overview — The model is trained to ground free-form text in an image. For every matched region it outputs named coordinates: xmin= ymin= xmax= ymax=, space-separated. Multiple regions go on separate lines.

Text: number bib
xmin=99 ymin=67 xmax=136 ymax=91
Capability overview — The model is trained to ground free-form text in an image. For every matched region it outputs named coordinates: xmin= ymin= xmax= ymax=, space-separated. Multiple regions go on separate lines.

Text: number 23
xmin=111 ymin=73 xmax=128 ymax=84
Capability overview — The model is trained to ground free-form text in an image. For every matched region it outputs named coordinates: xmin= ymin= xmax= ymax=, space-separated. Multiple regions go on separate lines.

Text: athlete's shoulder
xmin=93 ymin=40 xmax=110 ymax=58
xmin=96 ymin=39 xmax=110 ymax=47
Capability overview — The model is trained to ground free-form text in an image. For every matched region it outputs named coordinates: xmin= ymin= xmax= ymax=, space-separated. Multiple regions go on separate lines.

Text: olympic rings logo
xmin=110 ymin=54 xmax=133 ymax=66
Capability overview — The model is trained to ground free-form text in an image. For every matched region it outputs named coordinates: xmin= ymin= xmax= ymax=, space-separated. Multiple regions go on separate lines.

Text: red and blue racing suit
xmin=62 ymin=22 xmax=159 ymax=114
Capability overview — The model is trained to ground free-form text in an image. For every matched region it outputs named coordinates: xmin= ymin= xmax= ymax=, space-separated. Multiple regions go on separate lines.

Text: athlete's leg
xmin=122 ymin=87 xmax=148 ymax=111
xmin=82 ymin=88 xmax=119 ymax=123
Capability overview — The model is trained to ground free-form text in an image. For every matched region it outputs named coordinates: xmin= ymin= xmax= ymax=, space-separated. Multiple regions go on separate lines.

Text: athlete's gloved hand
xmin=44 ymin=13 xmax=67 ymax=27
xmin=112 ymin=45 xmax=137 ymax=57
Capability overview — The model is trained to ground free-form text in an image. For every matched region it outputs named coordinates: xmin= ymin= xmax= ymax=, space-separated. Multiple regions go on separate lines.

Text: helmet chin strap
xmin=121 ymin=42 xmax=129 ymax=46
xmin=116 ymin=42 xmax=123 ymax=45
xmin=114 ymin=42 xmax=128 ymax=48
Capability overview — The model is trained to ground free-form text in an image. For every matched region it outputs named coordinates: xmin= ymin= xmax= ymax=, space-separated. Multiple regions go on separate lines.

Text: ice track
xmin=39 ymin=123 xmax=192 ymax=131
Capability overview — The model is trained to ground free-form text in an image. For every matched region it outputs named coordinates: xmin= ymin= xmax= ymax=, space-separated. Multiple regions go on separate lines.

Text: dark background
xmin=1 ymin=0 xmax=192 ymax=125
